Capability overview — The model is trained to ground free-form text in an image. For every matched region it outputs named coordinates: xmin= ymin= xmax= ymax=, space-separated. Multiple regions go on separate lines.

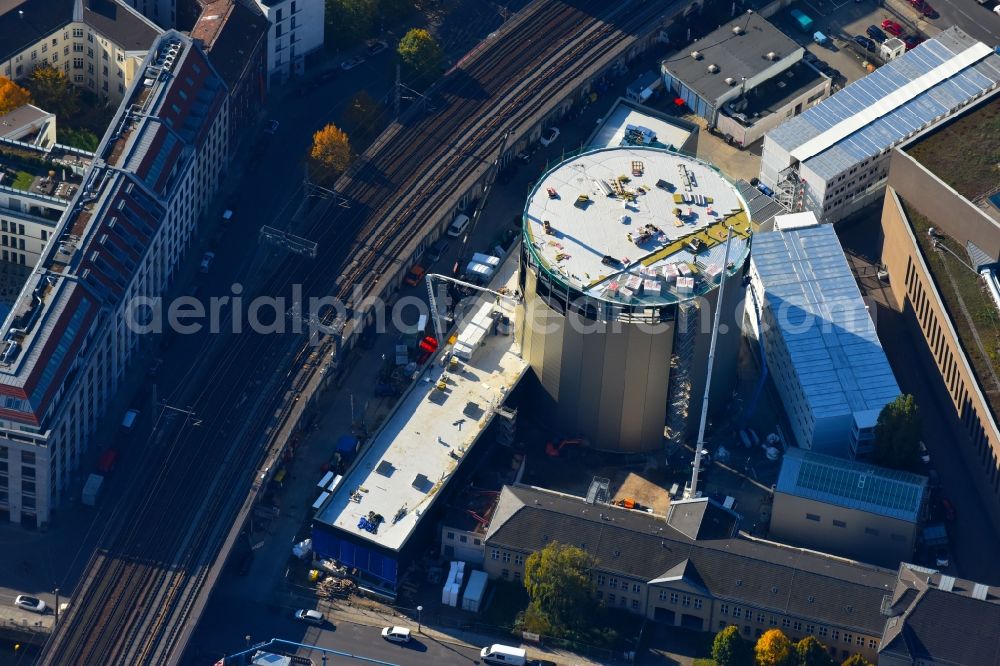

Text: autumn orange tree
xmin=0 ymin=76 xmax=31 ymax=115
xmin=27 ymin=64 xmax=79 ymax=117
xmin=755 ymin=628 xmax=795 ymax=666
xmin=309 ymin=123 xmax=353 ymax=181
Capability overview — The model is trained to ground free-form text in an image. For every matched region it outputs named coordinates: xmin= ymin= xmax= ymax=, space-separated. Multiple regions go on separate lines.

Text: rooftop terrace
xmin=906 ymin=94 xmax=1000 ymax=202
xmin=523 ymin=146 xmax=751 ymax=307
xmin=0 ymin=141 xmax=92 ymax=209
xmin=314 ymin=257 xmax=528 ymax=551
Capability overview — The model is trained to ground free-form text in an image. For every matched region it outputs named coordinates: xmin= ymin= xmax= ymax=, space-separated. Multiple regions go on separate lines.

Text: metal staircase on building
xmin=774 ymin=165 xmax=805 ymax=211
xmin=666 ymin=301 xmax=698 ymax=446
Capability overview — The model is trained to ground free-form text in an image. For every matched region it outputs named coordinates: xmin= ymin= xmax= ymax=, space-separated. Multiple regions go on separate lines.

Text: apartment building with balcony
xmin=0 ymin=31 xmax=227 ymax=527
xmin=0 ymin=0 xmax=163 ymax=105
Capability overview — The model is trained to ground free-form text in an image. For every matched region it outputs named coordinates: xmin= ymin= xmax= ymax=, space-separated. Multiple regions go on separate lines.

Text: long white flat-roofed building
xmin=759 ymin=27 xmax=1000 ymax=223
xmin=519 ymin=145 xmax=752 ymax=451
xmin=745 ymin=212 xmax=899 ymax=458
xmin=311 ymin=257 xmax=528 ymax=592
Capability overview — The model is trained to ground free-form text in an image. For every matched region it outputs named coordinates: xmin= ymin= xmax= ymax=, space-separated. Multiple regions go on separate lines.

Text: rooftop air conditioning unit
xmin=766 ymin=51 xmax=779 ymax=60
xmin=690 ymin=50 xmax=702 ymax=60
xmin=732 ymin=25 xmax=744 ymax=35
xmin=724 ymin=77 xmax=736 ymax=86
xmin=707 ymin=64 xmax=720 ymax=73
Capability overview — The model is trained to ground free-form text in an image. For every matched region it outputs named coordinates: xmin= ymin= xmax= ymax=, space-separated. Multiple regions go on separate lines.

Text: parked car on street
xmin=854 ymin=35 xmax=876 ymax=50
xmin=366 ymin=39 xmax=389 ymax=56
xmin=881 ymin=19 xmax=903 ymax=36
xmin=340 ymin=56 xmax=365 ymax=70
xmin=866 ymin=25 xmax=887 ymax=42
xmin=539 ymin=127 xmax=560 ymax=147
xmin=403 ymin=264 xmax=426 ymax=286
xmin=14 ymin=595 xmax=46 ymax=614
xmin=935 ymin=547 xmax=950 ymax=568
xmin=294 ymin=609 xmax=325 ymax=625
xmin=381 ymin=626 xmax=412 ymax=643
xmin=427 ymin=238 xmax=450 ymax=263
xmin=919 ymin=441 xmax=931 ymax=464
xmin=902 ymin=34 xmax=922 ymax=50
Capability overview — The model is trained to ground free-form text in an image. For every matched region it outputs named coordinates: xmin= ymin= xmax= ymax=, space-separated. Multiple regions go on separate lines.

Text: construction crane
xmin=687 ymin=228 xmax=735 ymax=499
xmin=452 ymin=130 xmax=511 ymax=276
xmin=424 ymin=273 xmax=521 ymax=346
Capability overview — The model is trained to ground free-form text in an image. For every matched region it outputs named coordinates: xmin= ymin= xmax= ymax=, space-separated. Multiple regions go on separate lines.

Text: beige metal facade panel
xmin=770 ymin=492 xmax=916 ymax=567
xmin=879 ymin=187 xmax=1000 ymax=533
xmin=518 ymin=267 xmax=674 ymax=452
xmin=889 ymin=150 xmax=1000 ymax=260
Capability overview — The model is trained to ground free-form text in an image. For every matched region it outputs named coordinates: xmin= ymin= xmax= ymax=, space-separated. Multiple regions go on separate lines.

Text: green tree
xmin=397 ymin=28 xmax=443 ymax=87
xmin=325 ymin=0 xmax=377 ymax=49
xmin=755 ymin=629 xmax=795 ymax=666
xmin=873 ymin=394 xmax=921 ymax=469
xmin=58 ymin=127 xmax=100 ymax=151
xmin=26 ymin=64 xmax=79 ymax=118
xmin=712 ymin=625 xmax=753 ymax=666
xmin=795 ymin=636 xmax=834 ymax=666
xmin=523 ymin=541 xmax=595 ymax=629
xmin=0 ymin=76 xmax=31 ymax=115
xmin=840 ymin=655 xmax=873 ymax=666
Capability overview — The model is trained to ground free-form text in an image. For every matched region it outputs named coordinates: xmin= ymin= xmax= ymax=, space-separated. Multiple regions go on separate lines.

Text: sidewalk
xmin=323 ymin=600 xmax=615 ymax=666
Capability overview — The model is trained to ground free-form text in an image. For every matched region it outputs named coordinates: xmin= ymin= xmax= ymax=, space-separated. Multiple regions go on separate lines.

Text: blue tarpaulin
xmin=336 ymin=435 xmax=359 ymax=454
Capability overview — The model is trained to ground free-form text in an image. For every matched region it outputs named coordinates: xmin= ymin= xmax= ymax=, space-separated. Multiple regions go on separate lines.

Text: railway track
xmin=39 ymin=1 xmax=679 ymax=663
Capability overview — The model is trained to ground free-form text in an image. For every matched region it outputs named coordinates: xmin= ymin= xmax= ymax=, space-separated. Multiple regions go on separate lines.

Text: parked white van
xmin=480 ymin=644 xmax=527 ymax=665
xmin=447 ymin=213 xmax=471 ymax=237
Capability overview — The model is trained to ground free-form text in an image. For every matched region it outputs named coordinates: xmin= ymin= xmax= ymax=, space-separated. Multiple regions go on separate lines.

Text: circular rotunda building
xmin=516 ymin=146 xmax=752 ymax=453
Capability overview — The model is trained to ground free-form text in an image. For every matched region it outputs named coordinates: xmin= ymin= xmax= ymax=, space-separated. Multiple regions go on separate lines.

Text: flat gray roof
xmin=663 ymin=13 xmax=802 ymax=103
xmin=751 ymin=221 xmax=899 ymax=425
xmin=776 ymin=448 xmax=927 ymax=522
xmin=313 ymin=257 xmax=528 ymax=551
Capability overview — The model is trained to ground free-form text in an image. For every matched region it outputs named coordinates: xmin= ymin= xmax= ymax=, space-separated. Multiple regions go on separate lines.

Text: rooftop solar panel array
xmin=766 ymin=28 xmax=1000 ymax=182
xmin=776 ymin=447 xmax=927 ymax=522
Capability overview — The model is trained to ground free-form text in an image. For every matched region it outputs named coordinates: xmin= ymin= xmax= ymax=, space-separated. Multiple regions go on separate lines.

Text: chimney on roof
xmin=707 ymin=64 xmax=720 ymax=74
xmin=690 ymin=50 xmax=702 ymax=60
xmin=732 ymin=25 xmax=743 ymax=35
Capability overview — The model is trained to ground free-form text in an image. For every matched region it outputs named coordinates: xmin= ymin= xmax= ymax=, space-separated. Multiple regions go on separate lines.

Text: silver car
xmin=15 ymin=595 xmax=47 ymax=614
xmin=294 ymin=609 xmax=324 ymax=626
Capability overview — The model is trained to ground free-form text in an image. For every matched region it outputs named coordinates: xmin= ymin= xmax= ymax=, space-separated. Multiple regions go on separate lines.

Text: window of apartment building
xmin=277 ymin=7 xmax=283 ymax=20
xmin=291 ymin=0 xmax=297 ymax=11
xmin=22 ymin=466 xmax=35 ymax=479
xmin=608 ymin=593 xmax=616 ymax=605
xmin=856 ymin=636 xmax=865 ymax=646
xmin=769 ymin=616 xmax=778 ymax=627
xmin=276 ymin=24 xmax=283 ymax=38
xmin=868 ymin=639 xmax=878 ymax=649
xmin=41 ymin=45 xmax=48 ymax=54
xmin=52 ymin=53 xmax=58 ymax=63
xmin=74 ymin=74 xmax=83 ymax=82
xmin=631 ymin=599 xmax=640 ymax=611
xmin=21 ymin=451 xmax=34 ymax=464
xmin=681 ymin=595 xmax=691 ymax=607
xmin=458 ymin=535 xmax=467 ymax=543
xmin=73 ymin=58 xmax=83 ymax=69
xmin=757 ymin=612 xmax=766 ymax=623
xmin=87 ymin=32 xmax=94 ymax=42
xmin=103 ymin=50 xmax=108 ymax=60
xmin=514 ymin=554 xmax=524 ymax=565
xmin=490 ymin=548 xmax=499 ymax=560
xmin=473 ymin=538 xmax=480 ymax=546
xmin=806 ymin=624 xmax=815 ymax=634
xmin=501 ymin=551 xmax=510 ymax=563
xmin=670 ymin=593 xmax=678 ymax=604
xmin=620 ymin=596 xmax=627 ymax=608
xmin=864 ymin=527 xmax=879 ymax=536
xmin=694 ymin=599 xmax=703 ymax=610
xmin=275 ymin=40 xmax=282 ymax=54
xmin=720 ymin=604 xmax=729 ymax=615
xmin=15 ymin=65 xmax=22 ymax=77
xmin=103 ymin=65 xmax=108 ymax=75
xmin=832 ymin=520 xmax=847 ymax=528
xmin=732 ymin=607 xmax=741 ymax=619
xmin=598 ymin=574 xmax=607 ymax=586
xmin=658 ymin=589 xmax=667 ymax=601
xmin=117 ymin=53 xmax=124 ymax=63
xmin=87 ymin=47 xmax=94 ymax=58
xmin=891 ymin=533 xmax=906 ymax=542
xmin=806 ymin=513 xmax=820 ymax=521
xmin=446 ymin=531 xmax=454 ymax=540
xmin=23 ymin=479 xmax=35 ymax=494
xmin=831 ymin=630 xmax=840 ymax=641
xmin=501 ymin=569 xmax=508 ymax=579
xmin=782 ymin=618 xmax=790 ymax=629
xmin=291 ymin=16 xmax=297 ymax=28
xmin=31 ymin=50 xmax=37 ymax=61
xmin=844 ymin=633 xmax=852 ymax=644
xmin=23 ymin=495 xmax=34 ymax=509
xmin=793 ymin=621 xmax=802 ymax=632
xmin=631 ymin=583 xmax=640 ymax=594
xmin=609 ymin=578 xmax=618 ymax=589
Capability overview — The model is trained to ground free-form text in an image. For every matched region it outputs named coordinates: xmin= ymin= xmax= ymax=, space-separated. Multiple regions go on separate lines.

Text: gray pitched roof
xmin=82 ymin=0 xmax=161 ymax=52
xmin=880 ymin=565 xmax=1000 ymax=665
xmin=487 ymin=485 xmax=897 ymax=634
xmin=662 ymin=13 xmax=801 ymax=103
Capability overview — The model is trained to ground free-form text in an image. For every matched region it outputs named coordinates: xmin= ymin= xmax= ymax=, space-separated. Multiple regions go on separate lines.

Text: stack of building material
xmin=441 ymin=560 xmax=466 ymax=606
xmin=462 ymin=570 xmax=489 ymax=612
